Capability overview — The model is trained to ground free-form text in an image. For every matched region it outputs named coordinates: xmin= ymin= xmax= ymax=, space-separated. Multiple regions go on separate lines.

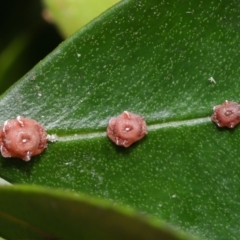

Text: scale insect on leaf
xmin=107 ymin=111 xmax=147 ymax=147
xmin=0 ymin=116 xmax=48 ymax=161
xmin=211 ymin=100 xmax=240 ymax=128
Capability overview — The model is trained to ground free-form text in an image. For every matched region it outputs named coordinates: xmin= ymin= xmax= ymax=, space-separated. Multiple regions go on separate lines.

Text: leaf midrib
xmin=57 ymin=116 xmax=210 ymax=142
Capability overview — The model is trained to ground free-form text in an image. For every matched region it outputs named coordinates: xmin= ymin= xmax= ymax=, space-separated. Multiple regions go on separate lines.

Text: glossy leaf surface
xmin=0 ymin=185 xmax=196 ymax=240
xmin=0 ymin=0 xmax=240 ymax=239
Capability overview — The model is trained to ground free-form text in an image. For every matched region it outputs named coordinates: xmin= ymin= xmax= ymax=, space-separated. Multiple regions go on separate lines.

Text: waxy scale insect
xmin=0 ymin=116 xmax=48 ymax=161
xmin=211 ymin=100 xmax=240 ymax=128
xmin=107 ymin=111 xmax=147 ymax=147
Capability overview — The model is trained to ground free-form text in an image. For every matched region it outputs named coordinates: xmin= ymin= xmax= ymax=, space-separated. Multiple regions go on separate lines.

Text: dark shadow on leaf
xmin=213 ymin=124 xmax=239 ymax=134
xmin=109 ymin=135 xmax=148 ymax=155
xmin=0 ymin=155 xmax=42 ymax=176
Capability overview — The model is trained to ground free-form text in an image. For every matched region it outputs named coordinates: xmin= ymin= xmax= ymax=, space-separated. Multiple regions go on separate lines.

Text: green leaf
xmin=0 ymin=185 xmax=196 ymax=240
xmin=42 ymin=0 xmax=119 ymax=37
xmin=0 ymin=0 xmax=239 ymax=239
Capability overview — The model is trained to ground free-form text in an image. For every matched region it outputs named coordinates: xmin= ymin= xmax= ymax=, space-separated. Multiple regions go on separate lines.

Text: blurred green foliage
xmin=42 ymin=0 xmax=119 ymax=37
xmin=0 ymin=1 xmax=62 ymax=94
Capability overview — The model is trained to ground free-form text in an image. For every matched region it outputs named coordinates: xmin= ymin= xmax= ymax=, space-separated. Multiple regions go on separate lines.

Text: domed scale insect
xmin=107 ymin=111 xmax=147 ymax=147
xmin=0 ymin=116 xmax=48 ymax=161
xmin=211 ymin=100 xmax=240 ymax=128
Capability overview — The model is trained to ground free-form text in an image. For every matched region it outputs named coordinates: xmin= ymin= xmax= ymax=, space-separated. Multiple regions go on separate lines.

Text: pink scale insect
xmin=211 ymin=100 xmax=240 ymax=128
xmin=0 ymin=116 xmax=56 ymax=161
xmin=107 ymin=111 xmax=147 ymax=147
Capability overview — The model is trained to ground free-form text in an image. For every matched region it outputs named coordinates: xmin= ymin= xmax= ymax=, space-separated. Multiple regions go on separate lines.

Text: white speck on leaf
xmin=208 ymin=76 xmax=216 ymax=84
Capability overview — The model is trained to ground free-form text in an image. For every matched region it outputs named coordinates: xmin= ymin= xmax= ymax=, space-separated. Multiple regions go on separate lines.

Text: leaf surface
xmin=0 ymin=0 xmax=240 ymax=239
xmin=0 ymin=185 xmax=196 ymax=240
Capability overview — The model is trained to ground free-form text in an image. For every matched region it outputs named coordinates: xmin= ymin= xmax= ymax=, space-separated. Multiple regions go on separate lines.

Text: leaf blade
xmin=0 ymin=185 xmax=197 ymax=240
xmin=0 ymin=0 xmax=240 ymax=239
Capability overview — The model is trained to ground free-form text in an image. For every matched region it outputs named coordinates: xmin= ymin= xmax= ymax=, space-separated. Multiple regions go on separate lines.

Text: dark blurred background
xmin=0 ymin=1 xmax=62 ymax=94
